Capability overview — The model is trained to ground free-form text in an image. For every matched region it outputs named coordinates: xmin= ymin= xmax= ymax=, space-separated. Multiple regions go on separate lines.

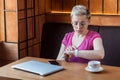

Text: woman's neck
xmin=74 ymin=30 xmax=89 ymax=38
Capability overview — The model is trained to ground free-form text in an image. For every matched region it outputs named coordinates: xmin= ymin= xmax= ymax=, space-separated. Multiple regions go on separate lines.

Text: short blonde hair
xmin=71 ymin=5 xmax=91 ymax=19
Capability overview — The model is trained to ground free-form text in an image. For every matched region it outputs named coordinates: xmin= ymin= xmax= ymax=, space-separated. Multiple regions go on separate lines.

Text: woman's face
xmin=71 ymin=15 xmax=90 ymax=34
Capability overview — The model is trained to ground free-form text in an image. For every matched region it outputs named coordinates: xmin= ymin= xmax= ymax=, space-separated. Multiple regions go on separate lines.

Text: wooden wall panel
xmin=118 ymin=0 xmax=120 ymax=14
xmin=35 ymin=0 xmax=45 ymax=15
xmin=63 ymin=0 xmax=75 ymax=11
xmin=50 ymin=0 xmax=120 ymax=15
xmin=0 ymin=0 xmax=46 ymax=65
xmin=76 ymin=0 xmax=88 ymax=8
xmin=28 ymin=44 xmax=40 ymax=57
xmin=20 ymin=49 xmax=27 ymax=59
xmin=35 ymin=0 xmax=39 ymax=15
xmin=38 ymin=0 xmax=45 ymax=14
xmin=45 ymin=0 xmax=51 ymax=13
xmin=46 ymin=14 xmax=71 ymax=23
xmin=104 ymin=0 xmax=117 ymax=14
xmin=20 ymin=42 xmax=26 ymax=50
xmin=6 ymin=12 xmax=18 ymax=42
xmin=33 ymin=15 xmax=45 ymax=43
xmin=90 ymin=0 xmax=102 ymax=14
xmin=0 ymin=0 xmax=2 ymax=41
xmin=5 ymin=0 xmax=16 ymax=10
xmin=18 ymin=11 xmax=26 ymax=19
xmin=27 ymin=0 xmax=33 ymax=8
xmin=27 ymin=9 xmax=34 ymax=17
xmin=18 ymin=0 xmax=25 ymax=10
xmin=19 ymin=20 xmax=26 ymax=42
xmin=27 ymin=18 xmax=34 ymax=39
xmin=90 ymin=15 xmax=101 ymax=25
xmin=18 ymin=0 xmax=45 ymax=59
xmin=51 ymin=0 xmax=62 ymax=11
xmin=100 ymin=16 xmax=120 ymax=26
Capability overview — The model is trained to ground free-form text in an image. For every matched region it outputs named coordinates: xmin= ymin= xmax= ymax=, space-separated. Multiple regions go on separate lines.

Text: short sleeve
xmin=62 ymin=33 xmax=69 ymax=46
xmin=62 ymin=32 xmax=74 ymax=47
xmin=88 ymin=31 xmax=101 ymax=46
xmin=91 ymin=32 xmax=101 ymax=41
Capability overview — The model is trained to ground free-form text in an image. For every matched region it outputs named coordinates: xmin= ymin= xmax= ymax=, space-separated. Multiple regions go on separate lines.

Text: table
xmin=0 ymin=57 xmax=120 ymax=80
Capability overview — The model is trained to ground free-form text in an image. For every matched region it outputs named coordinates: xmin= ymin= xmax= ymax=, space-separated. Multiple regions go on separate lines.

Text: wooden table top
xmin=0 ymin=57 xmax=120 ymax=80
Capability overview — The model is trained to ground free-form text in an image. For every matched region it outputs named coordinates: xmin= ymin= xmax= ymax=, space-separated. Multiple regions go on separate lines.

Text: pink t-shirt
xmin=62 ymin=30 xmax=101 ymax=63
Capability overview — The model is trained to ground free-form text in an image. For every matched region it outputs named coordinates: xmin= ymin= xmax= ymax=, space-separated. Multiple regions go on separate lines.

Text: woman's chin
xmin=76 ymin=30 xmax=83 ymax=34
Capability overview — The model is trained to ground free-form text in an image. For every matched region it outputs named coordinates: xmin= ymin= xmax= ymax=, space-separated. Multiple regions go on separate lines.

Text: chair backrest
xmin=40 ymin=23 xmax=99 ymax=59
xmin=99 ymin=26 xmax=120 ymax=66
xmin=40 ymin=23 xmax=73 ymax=59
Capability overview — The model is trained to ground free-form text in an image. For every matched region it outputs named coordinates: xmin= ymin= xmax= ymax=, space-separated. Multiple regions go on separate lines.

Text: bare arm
xmin=77 ymin=38 xmax=105 ymax=60
xmin=57 ymin=38 xmax=105 ymax=60
xmin=56 ymin=44 xmax=66 ymax=60
xmin=65 ymin=38 xmax=105 ymax=60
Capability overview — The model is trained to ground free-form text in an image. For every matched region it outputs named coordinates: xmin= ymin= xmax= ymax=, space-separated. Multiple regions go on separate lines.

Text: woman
xmin=57 ymin=5 xmax=104 ymax=63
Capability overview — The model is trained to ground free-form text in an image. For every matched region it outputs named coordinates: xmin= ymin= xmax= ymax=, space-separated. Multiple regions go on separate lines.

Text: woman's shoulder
xmin=87 ymin=30 xmax=101 ymax=38
xmin=64 ymin=31 xmax=74 ymax=37
xmin=88 ymin=30 xmax=100 ymax=35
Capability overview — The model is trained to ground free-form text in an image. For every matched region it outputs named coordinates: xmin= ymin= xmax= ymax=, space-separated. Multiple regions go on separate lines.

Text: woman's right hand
xmin=63 ymin=46 xmax=76 ymax=61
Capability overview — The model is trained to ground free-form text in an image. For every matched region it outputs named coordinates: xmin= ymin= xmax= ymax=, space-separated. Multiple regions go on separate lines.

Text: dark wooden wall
xmin=46 ymin=0 xmax=120 ymax=26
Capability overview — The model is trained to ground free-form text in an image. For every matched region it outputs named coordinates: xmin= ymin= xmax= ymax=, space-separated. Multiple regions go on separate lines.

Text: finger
xmin=67 ymin=46 xmax=73 ymax=50
xmin=72 ymin=46 xmax=77 ymax=50
xmin=69 ymin=54 xmax=74 ymax=58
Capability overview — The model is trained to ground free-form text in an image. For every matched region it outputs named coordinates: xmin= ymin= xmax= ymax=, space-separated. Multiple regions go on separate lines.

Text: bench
xmin=40 ymin=23 xmax=120 ymax=67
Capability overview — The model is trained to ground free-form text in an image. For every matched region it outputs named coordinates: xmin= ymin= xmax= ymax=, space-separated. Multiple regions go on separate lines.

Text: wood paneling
xmin=0 ymin=0 xmax=46 ymax=64
xmin=20 ymin=49 xmax=27 ymax=59
xmin=90 ymin=15 xmax=101 ymax=25
xmin=45 ymin=0 xmax=51 ymax=13
xmin=27 ymin=18 xmax=34 ymax=39
xmin=90 ymin=0 xmax=102 ymax=14
xmin=51 ymin=0 xmax=120 ymax=15
xmin=5 ymin=0 xmax=16 ymax=10
xmin=34 ymin=15 xmax=45 ymax=43
xmin=6 ymin=12 xmax=18 ymax=42
xmin=38 ymin=0 xmax=45 ymax=14
xmin=18 ymin=11 xmax=26 ymax=19
xmin=18 ymin=0 xmax=25 ymax=10
xmin=27 ymin=0 xmax=33 ymax=8
xmin=63 ymin=0 xmax=75 ymax=11
xmin=104 ymin=0 xmax=117 ymax=14
xmin=100 ymin=16 xmax=120 ymax=26
xmin=0 ymin=0 xmax=2 ymax=41
xmin=20 ymin=42 xmax=26 ymax=50
xmin=27 ymin=9 xmax=34 ymax=17
xmin=28 ymin=44 xmax=40 ymax=57
xmin=76 ymin=0 xmax=89 ymax=8
xmin=46 ymin=13 xmax=71 ymax=23
xmin=35 ymin=0 xmax=45 ymax=15
xmin=46 ymin=13 xmax=120 ymax=26
xmin=52 ymin=0 xmax=62 ymax=11
xmin=118 ymin=0 xmax=120 ymax=14
xmin=19 ymin=20 xmax=27 ymax=42
xmin=0 ymin=0 xmax=4 ymax=41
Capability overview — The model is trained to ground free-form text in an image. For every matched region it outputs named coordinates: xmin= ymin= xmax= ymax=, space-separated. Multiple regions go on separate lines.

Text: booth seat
xmin=40 ymin=23 xmax=120 ymax=67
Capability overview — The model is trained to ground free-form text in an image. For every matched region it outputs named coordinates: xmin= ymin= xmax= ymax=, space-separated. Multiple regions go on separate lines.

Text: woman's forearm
xmin=77 ymin=49 xmax=104 ymax=60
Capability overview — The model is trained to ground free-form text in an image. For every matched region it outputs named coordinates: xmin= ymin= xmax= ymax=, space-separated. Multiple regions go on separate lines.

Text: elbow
xmin=99 ymin=50 xmax=105 ymax=59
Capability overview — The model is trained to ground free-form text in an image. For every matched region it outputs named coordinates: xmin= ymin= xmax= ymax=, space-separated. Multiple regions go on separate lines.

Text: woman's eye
xmin=73 ymin=22 xmax=78 ymax=25
xmin=81 ymin=23 xmax=86 ymax=26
